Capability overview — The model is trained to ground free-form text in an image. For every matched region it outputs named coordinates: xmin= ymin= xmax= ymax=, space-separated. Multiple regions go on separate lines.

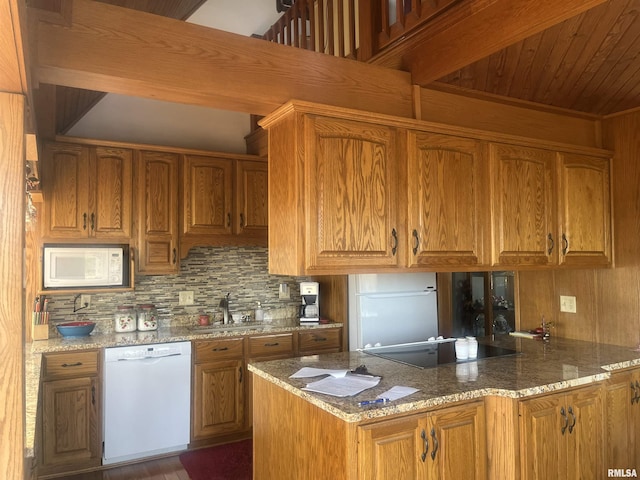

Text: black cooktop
xmin=363 ymin=340 xmax=519 ymax=369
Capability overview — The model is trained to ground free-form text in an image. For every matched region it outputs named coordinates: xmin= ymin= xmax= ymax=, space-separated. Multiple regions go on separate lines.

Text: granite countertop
xmin=248 ymin=336 xmax=640 ymax=424
xmin=24 ymin=320 xmax=342 ymax=458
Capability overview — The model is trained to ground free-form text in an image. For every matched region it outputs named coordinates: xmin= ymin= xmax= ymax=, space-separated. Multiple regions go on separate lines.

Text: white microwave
xmin=43 ymin=244 xmax=130 ymax=289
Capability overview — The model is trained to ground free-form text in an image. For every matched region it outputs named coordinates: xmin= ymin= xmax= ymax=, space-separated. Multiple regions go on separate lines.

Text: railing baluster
xmin=347 ymin=0 xmax=356 ymax=59
xmin=317 ymin=0 xmax=325 ymax=54
xmin=337 ymin=0 xmax=345 ymax=57
xmin=326 ymin=0 xmax=334 ymax=55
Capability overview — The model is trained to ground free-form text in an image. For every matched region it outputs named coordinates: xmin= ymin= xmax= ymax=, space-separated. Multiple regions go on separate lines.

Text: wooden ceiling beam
xmin=401 ymin=0 xmax=609 ymax=86
xmin=29 ymin=0 xmax=414 ymax=118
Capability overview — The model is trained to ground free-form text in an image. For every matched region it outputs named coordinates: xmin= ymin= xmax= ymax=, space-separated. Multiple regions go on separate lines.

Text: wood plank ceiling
xmin=33 ymin=0 xmax=640 ymax=137
xmin=435 ymin=0 xmax=640 ymax=116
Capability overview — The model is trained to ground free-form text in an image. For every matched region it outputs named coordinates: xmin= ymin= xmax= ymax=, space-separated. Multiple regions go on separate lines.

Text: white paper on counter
xmin=289 ymin=367 xmax=349 ymax=378
xmin=302 ymin=374 xmax=381 ymax=397
xmin=376 ymin=386 xmax=419 ymax=401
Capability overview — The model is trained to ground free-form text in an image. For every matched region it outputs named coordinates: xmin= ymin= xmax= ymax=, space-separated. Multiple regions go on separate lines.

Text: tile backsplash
xmin=44 ymin=246 xmax=307 ymax=334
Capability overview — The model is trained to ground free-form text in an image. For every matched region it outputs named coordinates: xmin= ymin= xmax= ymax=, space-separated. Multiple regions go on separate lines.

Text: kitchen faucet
xmin=219 ymin=293 xmax=230 ymax=324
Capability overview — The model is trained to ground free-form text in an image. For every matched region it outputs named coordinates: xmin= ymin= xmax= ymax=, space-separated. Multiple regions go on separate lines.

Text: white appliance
xmin=43 ymin=244 xmax=128 ymax=289
xmin=103 ymin=341 xmax=191 ymax=465
xmin=349 ymin=273 xmax=438 ymax=350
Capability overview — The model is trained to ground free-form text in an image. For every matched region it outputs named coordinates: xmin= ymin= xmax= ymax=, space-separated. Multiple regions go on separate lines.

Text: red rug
xmin=179 ymin=439 xmax=252 ymax=480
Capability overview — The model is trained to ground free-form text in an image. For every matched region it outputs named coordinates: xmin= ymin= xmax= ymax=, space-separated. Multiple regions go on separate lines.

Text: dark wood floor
xmin=59 ymin=455 xmax=190 ymax=480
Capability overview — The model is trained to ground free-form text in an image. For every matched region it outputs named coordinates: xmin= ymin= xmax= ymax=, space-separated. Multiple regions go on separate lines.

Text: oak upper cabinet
xmin=490 ymin=143 xmax=557 ymax=267
xmin=180 ymin=154 xmax=268 ymax=256
xmin=358 ymin=401 xmax=486 ymax=480
xmin=191 ymin=338 xmax=246 ymax=443
xmin=182 ymin=155 xmax=234 ymax=236
xmin=262 ymin=106 xmax=399 ymax=275
xmin=407 ymin=132 xmax=489 ymax=268
xmin=604 ymin=368 xmax=640 ymax=467
xmin=39 ymin=350 xmax=101 ymax=476
xmin=43 ymin=142 xmax=132 ymax=240
xmin=235 ymin=159 xmax=268 ymax=237
xmin=306 ymin=116 xmax=399 ymax=271
xmin=135 ymin=150 xmax=179 ymax=274
xmin=557 ymin=153 xmax=612 ymax=266
xmin=519 ymin=385 xmax=603 ymax=480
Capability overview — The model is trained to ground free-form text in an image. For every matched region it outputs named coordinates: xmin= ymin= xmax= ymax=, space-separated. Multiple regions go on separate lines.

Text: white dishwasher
xmin=103 ymin=341 xmax=191 ymax=465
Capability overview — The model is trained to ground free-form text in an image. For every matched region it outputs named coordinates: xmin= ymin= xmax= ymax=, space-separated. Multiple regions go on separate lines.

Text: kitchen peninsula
xmin=249 ymin=337 xmax=640 ymax=480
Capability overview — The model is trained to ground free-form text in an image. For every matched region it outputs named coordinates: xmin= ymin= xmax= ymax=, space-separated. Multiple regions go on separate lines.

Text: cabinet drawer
xmin=194 ymin=338 xmax=244 ymax=363
xmin=42 ymin=350 xmax=99 ymax=379
xmin=248 ymin=333 xmax=294 ymax=359
xmin=298 ymin=328 xmax=342 ymax=354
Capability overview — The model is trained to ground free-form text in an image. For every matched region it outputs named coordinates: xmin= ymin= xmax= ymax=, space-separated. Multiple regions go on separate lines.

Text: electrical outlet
xmin=179 ymin=291 xmax=194 ymax=306
xmin=560 ymin=295 xmax=577 ymax=313
xmin=80 ymin=294 xmax=91 ymax=308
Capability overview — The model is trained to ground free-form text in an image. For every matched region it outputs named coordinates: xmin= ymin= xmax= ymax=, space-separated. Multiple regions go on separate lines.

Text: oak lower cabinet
xmin=38 ymin=350 xmax=101 ymax=476
xmin=519 ymin=385 xmax=603 ymax=480
xmin=191 ymin=338 xmax=246 ymax=444
xmin=135 ymin=150 xmax=180 ymax=274
xmin=297 ymin=328 xmax=342 ymax=355
xmin=604 ymin=368 xmax=640 ymax=467
xmin=42 ymin=142 xmax=133 ymax=240
xmin=358 ymin=401 xmax=487 ymax=480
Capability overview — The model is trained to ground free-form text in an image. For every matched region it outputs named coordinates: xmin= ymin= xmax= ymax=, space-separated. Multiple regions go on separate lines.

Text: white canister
xmin=115 ymin=305 xmax=136 ymax=333
xmin=466 ymin=336 xmax=478 ymax=359
xmin=455 ymin=338 xmax=469 ymax=360
xmin=137 ymin=304 xmax=158 ymax=331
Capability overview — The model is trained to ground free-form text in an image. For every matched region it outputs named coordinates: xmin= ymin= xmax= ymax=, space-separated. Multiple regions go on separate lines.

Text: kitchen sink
xmin=188 ymin=323 xmax=273 ymax=334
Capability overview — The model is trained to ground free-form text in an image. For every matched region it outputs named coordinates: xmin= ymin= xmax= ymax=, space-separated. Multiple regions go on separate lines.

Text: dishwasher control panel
xmin=104 ymin=341 xmax=191 ymax=362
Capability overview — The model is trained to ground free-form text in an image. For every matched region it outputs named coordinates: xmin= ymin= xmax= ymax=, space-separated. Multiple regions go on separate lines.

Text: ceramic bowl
xmin=56 ymin=321 xmax=96 ymax=337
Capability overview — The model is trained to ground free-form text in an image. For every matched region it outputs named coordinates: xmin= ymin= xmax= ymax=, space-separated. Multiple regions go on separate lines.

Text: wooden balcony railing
xmin=262 ymin=0 xmax=461 ymax=62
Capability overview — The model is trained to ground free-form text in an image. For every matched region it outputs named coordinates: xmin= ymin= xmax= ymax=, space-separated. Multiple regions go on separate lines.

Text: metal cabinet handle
xmin=631 ymin=382 xmax=637 ymax=405
xmin=239 ymin=366 xmax=243 ymax=383
xmin=568 ymin=406 xmax=577 ymax=434
xmin=420 ymin=429 xmax=429 ymax=462
xmin=264 ymin=342 xmax=280 ymax=347
xmin=412 ymin=229 xmax=419 ymax=255
xmin=91 ymin=385 xmax=96 ymax=405
xmin=212 ymin=347 xmax=229 ymax=352
xmin=227 ymin=213 xmax=231 ymax=227
xmin=634 ymin=381 xmax=640 ymax=404
xmin=547 ymin=233 xmax=554 ymax=255
xmin=391 ymin=228 xmax=398 ymax=256
xmin=560 ymin=406 xmax=569 ymax=435
xmin=83 ymin=213 xmax=87 ymax=230
xmin=430 ymin=427 xmax=438 ymax=460
xmin=90 ymin=212 xmax=95 ymax=230
xmin=312 ymin=336 xmax=327 ymax=342
xmin=61 ymin=362 xmax=83 ymax=368
xmin=172 ymin=248 xmax=177 ymax=264
xmin=562 ymin=233 xmax=569 ymax=255
xmin=240 ymin=213 xmax=245 ymax=228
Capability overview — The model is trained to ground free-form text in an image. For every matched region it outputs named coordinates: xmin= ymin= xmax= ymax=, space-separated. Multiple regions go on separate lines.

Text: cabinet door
xmin=41 ymin=377 xmax=101 ymax=470
xmin=565 ymin=385 xmax=602 ymax=480
xmin=43 ymin=143 xmax=90 ymax=238
xmin=408 ymin=132 xmax=489 ymax=268
xmin=605 ymin=370 xmax=640 ymax=467
xmin=558 ymin=153 xmax=612 ymax=267
xmin=490 ymin=144 xmax=557 ymax=266
xmin=136 ymin=151 xmax=179 ymax=274
xmin=358 ymin=416 xmax=427 ymax=480
xmin=427 ymin=401 xmax=487 ymax=480
xmin=90 ymin=146 xmax=132 ymax=238
xmin=306 ymin=116 xmax=399 ymax=269
xmin=236 ymin=159 xmax=268 ymax=237
xmin=192 ymin=359 xmax=245 ymax=440
xmin=182 ymin=155 xmax=233 ymax=236
xmin=519 ymin=394 xmax=567 ymax=480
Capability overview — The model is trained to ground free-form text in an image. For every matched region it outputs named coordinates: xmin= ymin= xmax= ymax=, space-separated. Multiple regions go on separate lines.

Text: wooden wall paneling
xmin=312 ymin=275 xmax=348 ymax=351
xmin=517 ymin=270 xmax=556 ymax=332
xmin=552 ymin=269 xmax=597 ymax=342
xmin=417 ymin=86 xmax=602 ymax=148
xmin=0 ymin=91 xmax=26 ymax=480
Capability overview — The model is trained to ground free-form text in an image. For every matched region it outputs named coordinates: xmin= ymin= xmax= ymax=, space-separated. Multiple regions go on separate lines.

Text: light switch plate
xmin=179 ymin=291 xmax=194 ymax=305
xmin=560 ymin=295 xmax=577 ymax=313
xmin=278 ymin=283 xmax=290 ymax=300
